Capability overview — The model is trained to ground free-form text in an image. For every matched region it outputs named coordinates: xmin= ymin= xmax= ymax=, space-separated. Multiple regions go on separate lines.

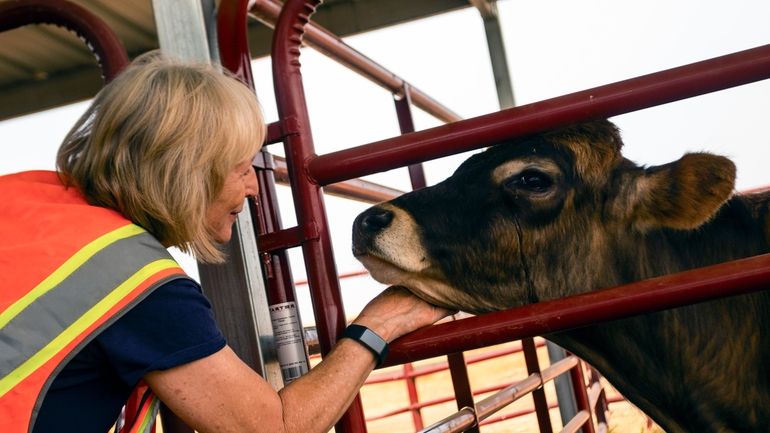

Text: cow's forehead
xmin=454 ymin=135 xmax=565 ymax=175
xmin=454 ymin=120 xmax=624 ymax=184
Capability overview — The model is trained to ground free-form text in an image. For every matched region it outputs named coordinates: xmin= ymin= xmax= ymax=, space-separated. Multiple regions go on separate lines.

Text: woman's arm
xmin=144 ymin=287 xmax=451 ymax=433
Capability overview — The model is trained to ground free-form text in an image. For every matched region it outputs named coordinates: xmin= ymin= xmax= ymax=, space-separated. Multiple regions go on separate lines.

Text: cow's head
xmin=352 ymin=120 xmax=736 ymax=314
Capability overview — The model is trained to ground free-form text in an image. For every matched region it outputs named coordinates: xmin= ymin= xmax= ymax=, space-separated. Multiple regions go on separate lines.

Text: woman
xmin=0 ymin=52 xmax=450 ymax=433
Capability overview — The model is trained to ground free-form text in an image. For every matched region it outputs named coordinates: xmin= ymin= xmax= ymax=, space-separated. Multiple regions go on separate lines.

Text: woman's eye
xmin=507 ymin=170 xmax=553 ymax=193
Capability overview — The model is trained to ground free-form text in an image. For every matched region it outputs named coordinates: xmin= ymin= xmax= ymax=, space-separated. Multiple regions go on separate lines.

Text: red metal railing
xmin=219 ymin=0 xmax=770 ymax=432
xmin=217 ymin=1 xmax=479 ymax=431
xmin=249 ymin=0 xmax=461 ymax=124
xmin=384 ymin=253 xmax=770 ymax=364
xmin=337 ymin=338 xmax=615 ymax=431
xmin=363 ymin=340 xmax=548 ymax=430
xmin=308 ymin=43 xmax=770 ymax=184
xmin=245 ymin=0 xmax=609 ymax=430
xmin=0 ymin=0 xmax=128 ymax=82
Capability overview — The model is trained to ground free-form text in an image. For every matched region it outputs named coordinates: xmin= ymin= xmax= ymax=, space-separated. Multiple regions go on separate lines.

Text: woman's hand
xmin=351 ymin=286 xmax=455 ymax=342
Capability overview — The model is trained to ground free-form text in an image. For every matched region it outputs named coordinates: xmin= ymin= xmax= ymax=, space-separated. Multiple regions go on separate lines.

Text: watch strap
xmin=341 ymin=324 xmax=389 ymax=367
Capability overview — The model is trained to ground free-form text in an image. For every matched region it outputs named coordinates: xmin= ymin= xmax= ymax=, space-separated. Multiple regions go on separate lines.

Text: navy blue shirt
xmin=32 ymin=278 xmax=226 ymax=433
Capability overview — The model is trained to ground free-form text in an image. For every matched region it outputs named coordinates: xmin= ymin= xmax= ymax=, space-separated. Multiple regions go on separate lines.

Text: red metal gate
xmin=7 ymin=0 xmax=769 ymax=431
xmin=216 ymin=0 xmax=770 ymax=431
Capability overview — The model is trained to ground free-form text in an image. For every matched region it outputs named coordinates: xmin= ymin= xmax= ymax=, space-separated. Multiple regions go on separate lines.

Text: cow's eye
xmin=507 ymin=169 xmax=554 ymax=193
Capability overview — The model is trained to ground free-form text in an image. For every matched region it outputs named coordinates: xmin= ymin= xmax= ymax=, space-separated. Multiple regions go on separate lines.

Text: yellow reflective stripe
xmin=0 ymin=259 xmax=179 ymax=397
xmin=0 ymin=224 xmax=145 ymax=329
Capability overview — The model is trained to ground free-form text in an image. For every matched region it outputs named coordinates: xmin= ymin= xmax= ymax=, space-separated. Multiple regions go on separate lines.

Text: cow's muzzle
xmin=352 ymin=206 xmax=394 ymax=256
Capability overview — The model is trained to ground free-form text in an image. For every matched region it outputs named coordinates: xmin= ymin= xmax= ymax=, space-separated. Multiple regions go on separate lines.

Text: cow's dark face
xmin=352 ymin=120 xmax=735 ymax=314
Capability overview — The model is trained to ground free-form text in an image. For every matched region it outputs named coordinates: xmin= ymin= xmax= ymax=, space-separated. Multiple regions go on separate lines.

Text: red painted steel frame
xmin=217 ymin=0 xmax=255 ymax=90
xmin=569 ymin=363 xmax=595 ymax=433
xmin=308 ymin=43 xmax=770 ymax=185
xmin=0 ymin=0 xmax=129 ymax=82
xmin=250 ymin=0 xmax=462 ymax=125
xmin=385 ymin=253 xmax=770 ymax=366
xmin=522 ymin=337 xmax=553 ymax=433
xmin=251 ymin=0 xmax=770 ymax=431
xmin=397 ymin=85 xmax=478 ymax=431
xmin=270 ymin=1 xmax=368 ymax=431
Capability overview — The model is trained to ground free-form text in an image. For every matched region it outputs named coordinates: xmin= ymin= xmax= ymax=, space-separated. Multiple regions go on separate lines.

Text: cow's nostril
xmin=361 ymin=209 xmax=394 ymax=232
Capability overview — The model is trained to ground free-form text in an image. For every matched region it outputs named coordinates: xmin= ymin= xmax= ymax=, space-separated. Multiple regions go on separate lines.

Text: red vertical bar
xmin=272 ymin=1 xmax=367 ymax=431
xmin=569 ymin=361 xmax=596 ymax=433
xmin=522 ymin=337 xmax=553 ymax=433
xmin=403 ymin=363 xmax=425 ymax=430
xmin=397 ymin=85 xmax=480 ymax=430
xmin=587 ymin=367 xmax=608 ymax=429
xmin=398 ymin=82 xmax=479 ymax=433
xmin=447 ymin=352 xmax=479 ymax=433
xmin=219 ymin=0 xmax=309 ymax=387
xmin=251 ymin=151 xmax=301 ymax=308
xmin=217 ymin=0 xmax=256 ymax=90
xmin=394 ymin=84 xmax=428 ymax=190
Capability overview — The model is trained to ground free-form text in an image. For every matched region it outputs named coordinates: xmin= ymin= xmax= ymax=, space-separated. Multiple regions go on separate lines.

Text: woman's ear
xmin=630 ymin=153 xmax=736 ymax=231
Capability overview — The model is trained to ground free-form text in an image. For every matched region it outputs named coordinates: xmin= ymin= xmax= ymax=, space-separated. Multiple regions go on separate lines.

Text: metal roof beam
xmin=0 ymin=0 xmax=478 ymax=120
xmin=469 ymin=0 xmax=515 ymax=109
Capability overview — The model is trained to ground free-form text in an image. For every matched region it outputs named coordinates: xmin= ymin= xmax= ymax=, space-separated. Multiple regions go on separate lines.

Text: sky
xmin=2 ymin=0 xmax=770 ymax=324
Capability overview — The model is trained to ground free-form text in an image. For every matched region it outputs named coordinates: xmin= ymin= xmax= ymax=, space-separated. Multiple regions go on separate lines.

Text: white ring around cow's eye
xmin=507 ymin=169 xmax=554 ymax=193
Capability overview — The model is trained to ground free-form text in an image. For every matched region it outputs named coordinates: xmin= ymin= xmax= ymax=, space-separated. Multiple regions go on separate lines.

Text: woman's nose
xmin=246 ymin=167 xmax=259 ymax=197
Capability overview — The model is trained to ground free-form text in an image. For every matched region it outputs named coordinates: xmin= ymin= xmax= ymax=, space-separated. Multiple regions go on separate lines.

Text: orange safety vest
xmin=0 ymin=171 xmax=189 ymax=433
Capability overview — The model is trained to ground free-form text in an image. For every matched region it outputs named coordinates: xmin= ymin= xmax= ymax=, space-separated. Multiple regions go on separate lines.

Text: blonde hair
xmin=57 ymin=51 xmax=266 ymax=263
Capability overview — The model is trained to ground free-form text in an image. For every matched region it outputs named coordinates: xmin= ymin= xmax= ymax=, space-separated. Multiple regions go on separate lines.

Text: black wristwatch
xmin=341 ymin=324 xmax=389 ymax=367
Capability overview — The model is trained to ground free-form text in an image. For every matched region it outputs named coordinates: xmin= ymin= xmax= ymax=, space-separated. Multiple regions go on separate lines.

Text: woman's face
xmin=206 ymin=156 xmax=259 ymax=243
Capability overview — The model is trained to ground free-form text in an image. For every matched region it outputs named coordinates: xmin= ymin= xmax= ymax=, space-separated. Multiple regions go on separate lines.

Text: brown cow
xmin=352 ymin=119 xmax=770 ymax=433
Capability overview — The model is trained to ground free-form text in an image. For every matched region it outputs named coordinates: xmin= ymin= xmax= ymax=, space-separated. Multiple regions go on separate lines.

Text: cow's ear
xmin=631 ymin=153 xmax=735 ymax=230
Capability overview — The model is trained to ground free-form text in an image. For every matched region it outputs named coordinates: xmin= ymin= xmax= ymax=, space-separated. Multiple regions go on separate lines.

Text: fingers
xmin=354 ymin=285 xmax=455 ymax=342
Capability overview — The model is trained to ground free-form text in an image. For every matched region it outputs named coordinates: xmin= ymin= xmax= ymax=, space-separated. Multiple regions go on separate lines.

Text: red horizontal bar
xmin=478 ymin=395 xmax=623 ymax=428
xmin=260 ymin=155 xmax=405 ymax=204
xmin=265 ymin=121 xmax=284 ymax=144
xmin=383 ymin=253 xmax=770 ymax=366
xmin=367 ymin=372 xmax=536 ymax=421
xmin=257 ymin=226 xmax=305 ymax=252
xmin=366 ymin=340 xmax=544 ymax=384
xmin=295 ymin=269 xmax=371 ymax=287
xmin=308 ymin=44 xmax=770 ymax=186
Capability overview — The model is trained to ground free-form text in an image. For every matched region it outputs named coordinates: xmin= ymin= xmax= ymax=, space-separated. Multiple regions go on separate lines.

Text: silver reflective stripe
xmin=0 ymin=231 xmax=173 ymax=381
xmin=137 ymin=395 xmax=160 ymax=433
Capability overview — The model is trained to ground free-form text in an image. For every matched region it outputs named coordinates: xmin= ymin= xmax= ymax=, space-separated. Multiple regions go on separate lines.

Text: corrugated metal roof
xmin=0 ymin=0 xmax=157 ymax=119
xmin=0 ymin=0 xmax=471 ymax=120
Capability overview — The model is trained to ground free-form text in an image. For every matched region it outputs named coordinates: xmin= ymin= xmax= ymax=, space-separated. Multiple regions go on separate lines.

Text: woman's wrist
xmin=340 ymin=324 xmax=389 ymax=367
xmin=351 ymin=316 xmax=395 ymax=342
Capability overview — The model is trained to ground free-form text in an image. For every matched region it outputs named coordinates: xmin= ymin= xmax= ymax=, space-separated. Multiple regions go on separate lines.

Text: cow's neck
xmin=628 ymin=191 xmax=770 ymax=282
xmin=551 ymin=191 xmax=770 ymax=433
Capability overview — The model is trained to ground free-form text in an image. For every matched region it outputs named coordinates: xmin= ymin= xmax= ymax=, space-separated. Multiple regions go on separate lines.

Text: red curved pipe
xmin=217 ymin=0 xmax=255 ymax=89
xmin=272 ymin=0 xmax=338 ymax=354
xmin=271 ymin=1 xmax=369 ymax=432
xmin=0 ymin=0 xmax=129 ymax=82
